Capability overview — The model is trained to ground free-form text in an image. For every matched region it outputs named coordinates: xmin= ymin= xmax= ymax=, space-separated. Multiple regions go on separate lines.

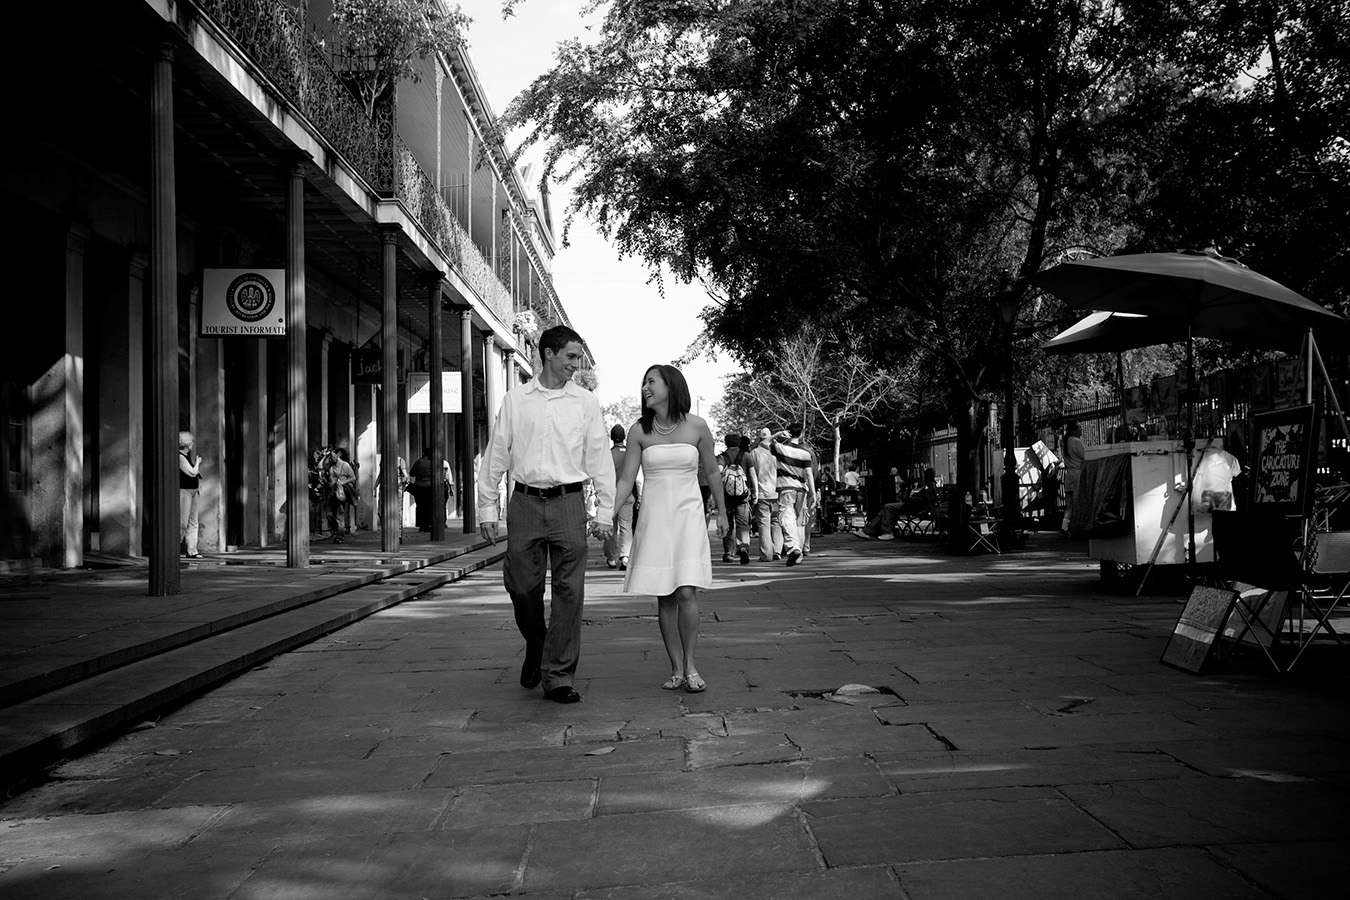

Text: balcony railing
xmin=391 ymin=137 xmax=514 ymax=323
xmin=192 ymin=0 xmax=519 ymax=328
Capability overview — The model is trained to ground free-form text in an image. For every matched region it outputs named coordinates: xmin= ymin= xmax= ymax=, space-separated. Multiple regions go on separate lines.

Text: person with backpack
xmin=716 ymin=432 xmax=754 ymax=565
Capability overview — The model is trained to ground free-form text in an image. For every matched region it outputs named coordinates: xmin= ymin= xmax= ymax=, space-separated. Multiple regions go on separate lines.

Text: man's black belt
xmin=514 ymin=481 xmax=584 ymax=499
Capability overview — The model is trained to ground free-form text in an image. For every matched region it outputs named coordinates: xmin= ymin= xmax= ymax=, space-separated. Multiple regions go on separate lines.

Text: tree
xmin=328 ymin=0 xmax=469 ymax=119
xmin=504 ymin=0 xmax=1187 ymax=511
xmin=718 ymin=329 xmax=907 ymax=475
xmin=1128 ymin=1 xmax=1350 ymax=322
xmin=601 ymin=394 xmax=642 ymax=429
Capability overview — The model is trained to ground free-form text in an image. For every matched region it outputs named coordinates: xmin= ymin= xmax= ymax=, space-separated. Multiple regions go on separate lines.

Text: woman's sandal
xmin=662 ymin=674 xmax=686 ymax=690
xmin=685 ymin=672 xmax=706 ymax=693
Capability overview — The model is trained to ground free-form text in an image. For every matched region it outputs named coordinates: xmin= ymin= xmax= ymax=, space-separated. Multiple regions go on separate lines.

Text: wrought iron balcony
xmin=192 ymin=0 xmax=515 ymax=326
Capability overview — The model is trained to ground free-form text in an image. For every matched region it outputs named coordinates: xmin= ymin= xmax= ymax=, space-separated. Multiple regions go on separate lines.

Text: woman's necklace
xmin=653 ymin=418 xmax=677 ymax=436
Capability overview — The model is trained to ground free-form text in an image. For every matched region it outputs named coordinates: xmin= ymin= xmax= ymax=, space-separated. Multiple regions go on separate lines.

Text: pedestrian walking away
xmin=615 ymin=364 xmax=726 ymax=694
xmin=716 ymin=431 xmax=753 ymax=564
xmin=772 ymin=422 xmax=815 ymax=566
xmin=604 ymin=423 xmax=639 ymax=570
xmin=751 ymin=427 xmax=783 ymax=561
xmin=178 ymin=430 xmax=203 ymax=558
xmin=476 ymin=325 xmax=615 ymax=704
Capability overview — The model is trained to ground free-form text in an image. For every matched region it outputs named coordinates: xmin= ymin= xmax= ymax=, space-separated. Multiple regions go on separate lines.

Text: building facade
xmin=1 ymin=0 xmax=582 ymax=584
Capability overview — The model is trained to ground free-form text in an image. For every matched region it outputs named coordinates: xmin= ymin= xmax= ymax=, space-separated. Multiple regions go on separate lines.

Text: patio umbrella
xmin=1031 ymin=249 xmax=1347 ymax=350
xmin=1040 ymin=311 xmax=1190 ymax=355
xmin=1041 ymin=311 xmax=1191 ymax=440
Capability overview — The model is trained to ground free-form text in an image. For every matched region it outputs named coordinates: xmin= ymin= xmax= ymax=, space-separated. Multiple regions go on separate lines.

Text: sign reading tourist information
xmin=201 ymin=269 xmax=287 ymax=336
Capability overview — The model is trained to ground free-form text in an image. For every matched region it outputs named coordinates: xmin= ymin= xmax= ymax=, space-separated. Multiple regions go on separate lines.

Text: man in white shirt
xmin=477 ymin=326 xmax=615 ymax=704
xmin=750 ymin=427 xmax=782 ymax=562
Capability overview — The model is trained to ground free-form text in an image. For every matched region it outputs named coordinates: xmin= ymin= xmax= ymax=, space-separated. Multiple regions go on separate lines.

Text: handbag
xmin=334 ymin=483 xmax=346 ymax=502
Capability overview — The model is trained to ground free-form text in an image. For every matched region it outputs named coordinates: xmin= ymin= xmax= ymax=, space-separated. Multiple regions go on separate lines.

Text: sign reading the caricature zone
xmin=201 ymin=269 xmax=287 ymax=336
xmin=1251 ymin=404 xmax=1318 ymax=517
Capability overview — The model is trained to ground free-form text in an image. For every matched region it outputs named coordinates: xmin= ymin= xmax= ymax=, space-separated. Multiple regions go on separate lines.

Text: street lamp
xmin=997 ymin=294 xmax=1021 ymax=542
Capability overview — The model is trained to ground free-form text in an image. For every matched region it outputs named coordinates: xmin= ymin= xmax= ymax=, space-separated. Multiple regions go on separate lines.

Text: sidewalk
xmin=1 ymin=532 xmax=1347 ymax=899
xmin=0 ymin=525 xmax=504 ymax=784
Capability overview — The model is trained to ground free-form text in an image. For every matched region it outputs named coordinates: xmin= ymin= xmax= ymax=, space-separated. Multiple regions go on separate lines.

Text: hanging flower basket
xmin=513 ymin=310 xmax=540 ymax=340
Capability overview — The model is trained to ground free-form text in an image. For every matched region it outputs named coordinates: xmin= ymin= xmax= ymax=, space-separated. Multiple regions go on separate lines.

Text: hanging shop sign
xmin=352 ymin=346 xmax=383 ymax=384
xmin=407 ymin=371 xmax=463 ymax=414
xmin=201 ymin=268 xmax=287 ymax=336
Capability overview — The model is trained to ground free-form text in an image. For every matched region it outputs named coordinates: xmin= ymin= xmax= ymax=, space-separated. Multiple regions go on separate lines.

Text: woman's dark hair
xmin=638 ymin=364 xmax=691 ymax=434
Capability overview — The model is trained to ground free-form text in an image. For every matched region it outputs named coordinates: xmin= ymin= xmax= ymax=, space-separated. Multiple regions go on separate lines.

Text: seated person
xmin=863 ymin=468 xmax=939 ymax=538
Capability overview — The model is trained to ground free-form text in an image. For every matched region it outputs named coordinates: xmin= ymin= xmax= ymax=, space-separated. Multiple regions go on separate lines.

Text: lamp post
xmin=997 ymin=294 xmax=1021 ymax=541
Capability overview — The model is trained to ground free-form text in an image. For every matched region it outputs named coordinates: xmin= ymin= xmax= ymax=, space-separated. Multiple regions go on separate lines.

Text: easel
xmin=1285 ymin=331 xmax=1350 ymax=669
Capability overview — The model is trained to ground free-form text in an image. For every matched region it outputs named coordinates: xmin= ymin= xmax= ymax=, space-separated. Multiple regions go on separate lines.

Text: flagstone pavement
xmin=2 ymin=532 xmax=1347 ymax=899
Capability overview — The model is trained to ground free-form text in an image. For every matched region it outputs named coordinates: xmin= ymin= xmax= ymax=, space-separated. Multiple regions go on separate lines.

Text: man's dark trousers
xmin=503 ymin=490 xmax=589 ymax=690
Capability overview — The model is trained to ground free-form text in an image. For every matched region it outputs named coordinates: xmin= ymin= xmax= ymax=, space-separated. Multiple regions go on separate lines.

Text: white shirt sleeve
xmin=585 ymin=396 xmax=616 ymax=523
xmin=477 ymin=391 xmax=514 ymax=523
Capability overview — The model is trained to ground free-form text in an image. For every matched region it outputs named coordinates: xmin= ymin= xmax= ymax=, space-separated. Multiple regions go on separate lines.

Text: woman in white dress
xmin=614 ymin=365 xmax=727 ymax=692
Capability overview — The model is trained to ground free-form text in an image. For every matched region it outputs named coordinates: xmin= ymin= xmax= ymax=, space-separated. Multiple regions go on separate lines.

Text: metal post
xmin=286 ymin=161 xmax=309 ymax=568
xmin=380 ymin=226 xmax=401 ymax=552
xmin=1184 ymin=327 xmax=1196 ymax=568
xmin=428 ymin=275 xmax=445 ymax=542
xmin=460 ymin=309 xmax=476 ymax=532
xmin=148 ymin=41 xmax=180 ymax=595
xmin=1001 ymin=327 xmax=1020 ymax=540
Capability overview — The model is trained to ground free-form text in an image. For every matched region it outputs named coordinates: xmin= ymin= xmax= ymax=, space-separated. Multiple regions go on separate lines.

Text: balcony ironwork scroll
xmin=193 ymin=0 xmax=388 ymax=187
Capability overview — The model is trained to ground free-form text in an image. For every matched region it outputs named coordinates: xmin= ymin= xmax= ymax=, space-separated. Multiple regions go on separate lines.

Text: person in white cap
xmin=750 ymin=427 xmax=782 ymax=561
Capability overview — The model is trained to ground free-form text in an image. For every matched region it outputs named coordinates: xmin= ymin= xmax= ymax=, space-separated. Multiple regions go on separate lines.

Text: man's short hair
xmin=610 ymin=423 xmax=626 ymax=443
xmin=787 ymin=422 xmax=803 ymax=438
xmin=539 ymin=325 xmax=584 ymax=360
xmin=725 ymin=433 xmax=740 ymax=446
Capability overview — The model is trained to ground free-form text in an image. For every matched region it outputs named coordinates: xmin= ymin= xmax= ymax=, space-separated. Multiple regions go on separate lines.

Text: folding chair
xmin=1286 ymin=530 xmax=1350 ymax=671
xmin=1210 ymin=510 xmax=1302 ymax=672
xmin=963 ymin=515 xmax=1001 ymax=554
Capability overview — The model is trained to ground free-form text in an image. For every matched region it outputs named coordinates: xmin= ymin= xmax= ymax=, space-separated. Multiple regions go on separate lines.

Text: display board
xmin=1161 ymin=586 xmax=1240 ymax=674
xmin=1250 ymin=404 xmax=1318 ymax=517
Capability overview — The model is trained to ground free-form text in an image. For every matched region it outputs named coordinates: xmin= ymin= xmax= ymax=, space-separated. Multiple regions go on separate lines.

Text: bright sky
xmin=458 ymin=0 xmax=733 ymax=428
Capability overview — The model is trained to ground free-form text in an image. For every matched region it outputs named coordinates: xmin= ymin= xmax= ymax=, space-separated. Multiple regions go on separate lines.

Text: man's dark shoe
xmin=738 ymin=548 xmax=750 ymax=565
xmin=520 ymin=660 xmax=542 ymax=689
xmin=786 ymin=548 xmax=802 ymax=567
xmin=544 ymin=686 xmax=581 ymax=704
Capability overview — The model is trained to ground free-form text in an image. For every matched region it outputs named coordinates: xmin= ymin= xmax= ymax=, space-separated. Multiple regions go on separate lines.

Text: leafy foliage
xmin=1127 ymin=0 xmax=1350 ymax=320
xmin=503 ymin=0 xmax=1194 ymax=491
xmin=329 ymin=0 xmax=470 ymax=118
xmin=503 ymin=0 xmax=1349 ymax=492
xmin=601 ymin=394 xmax=643 ymax=429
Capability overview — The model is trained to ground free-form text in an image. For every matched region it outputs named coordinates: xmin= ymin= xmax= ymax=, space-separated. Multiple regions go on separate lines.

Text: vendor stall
xmin=1082 ymin=439 xmax=1232 ymax=573
xmin=1034 ymin=249 xmax=1350 ymax=590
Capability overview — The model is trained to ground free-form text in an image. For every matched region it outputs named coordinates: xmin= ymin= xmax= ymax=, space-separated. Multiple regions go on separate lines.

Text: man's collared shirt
xmin=476 ymin=377 xmax=615 ymax=524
